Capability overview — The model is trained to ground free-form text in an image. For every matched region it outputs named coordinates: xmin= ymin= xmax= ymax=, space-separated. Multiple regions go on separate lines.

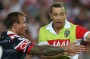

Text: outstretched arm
xmin=29 ymin=43 xmax=85 ymax=56
xmin=14 ymin=38 xmax=85 ymax=56
xmin=29 ymin=45 xmax=65 ymax=56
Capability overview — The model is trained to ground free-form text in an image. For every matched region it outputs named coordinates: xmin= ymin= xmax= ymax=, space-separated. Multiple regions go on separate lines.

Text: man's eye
xmin=60 ymin=12 xmax=64 ymax=16
xmin=53 ymin=13 xmax=58 ymax=16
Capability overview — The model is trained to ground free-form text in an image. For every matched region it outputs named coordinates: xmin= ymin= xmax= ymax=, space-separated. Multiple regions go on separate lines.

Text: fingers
xmin=67 ymin=42 xmax=85 ymax=54
xmin=76 ymin=45 xmax=84 ymax=48
xmin=68 ymin=53 xmax=76 ymax=56
xmin=75 ymin=49 xmax=85 ymax=54
xmin=66 ymin=44 xmax=85 ymax=57
xmin=69 ymin=42 xmax=77 ymax=45
xmin=68 ymin=45 xmax=85 ymax=54
xmin=75 ymin=45 xmax=85 ymax=53
xmin=69 ymin=45 xmax=85 ymax=53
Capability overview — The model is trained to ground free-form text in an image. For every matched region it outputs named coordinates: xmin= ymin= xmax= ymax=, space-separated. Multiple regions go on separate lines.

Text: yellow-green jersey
xmin=39 ymin=20 xmax=88 ymax=59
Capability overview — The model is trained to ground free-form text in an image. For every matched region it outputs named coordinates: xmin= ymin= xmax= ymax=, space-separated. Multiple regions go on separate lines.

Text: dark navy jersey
xmin=0 ymin=31 xmax=35 ymax=59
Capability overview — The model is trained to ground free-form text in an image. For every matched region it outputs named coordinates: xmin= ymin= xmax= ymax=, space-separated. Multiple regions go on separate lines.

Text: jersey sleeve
xmin=13 ymin=37 xmax=35 ymax=54
xmin=76 ymin=25 xmax=88 ymax=39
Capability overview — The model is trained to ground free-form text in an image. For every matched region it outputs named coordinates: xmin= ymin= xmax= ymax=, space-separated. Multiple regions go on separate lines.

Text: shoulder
xmin=39 ymin=24 xmax=48 ymax=31
xmin=70 ymin=22 xmax=76 ymax=27
xmin=76 ymin=25 xmax=88 ymax=31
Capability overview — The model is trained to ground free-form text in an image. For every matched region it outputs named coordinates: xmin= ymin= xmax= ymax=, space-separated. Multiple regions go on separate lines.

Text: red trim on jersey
xmin=26 ymin=44 xmax=35 ymax=54
xmin=76 ymin=25 xmax=88 ymax=39
xmin=15 ymin=40 xmax=31 ymax=53
xmin=8 ymin=34 xmax=15 ymax=36
xmin=8 ymin=34 xmax=19 ymax=41
xmin=8 ymin=34 xmax=16 ymax=41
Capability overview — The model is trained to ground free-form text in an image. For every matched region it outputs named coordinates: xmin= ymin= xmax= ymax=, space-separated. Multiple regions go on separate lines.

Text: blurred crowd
xmin=0 ymin=0 xmax=90 ymax=59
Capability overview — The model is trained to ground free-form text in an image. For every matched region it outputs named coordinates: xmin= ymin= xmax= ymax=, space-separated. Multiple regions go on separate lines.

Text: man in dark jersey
xmin=0 ymin=12 xmax=85 ymax=59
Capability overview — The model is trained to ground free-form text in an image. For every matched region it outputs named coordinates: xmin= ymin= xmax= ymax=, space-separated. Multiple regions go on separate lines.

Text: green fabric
xmin=39 ymin=23 xmax=77 ymax=59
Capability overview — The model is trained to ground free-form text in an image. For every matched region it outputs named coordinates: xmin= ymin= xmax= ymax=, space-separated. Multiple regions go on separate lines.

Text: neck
xmin=53 ymin=24 xmax=64 ymax=34
xmin=7 ymin=29 xmax=17 ymax=35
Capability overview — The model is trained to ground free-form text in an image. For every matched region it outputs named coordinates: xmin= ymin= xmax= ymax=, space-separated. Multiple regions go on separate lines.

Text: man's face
xmin=16 ymin=15 xmax=28 ymax=35
xmin=49 ymin=7 xmax=66 ymax=28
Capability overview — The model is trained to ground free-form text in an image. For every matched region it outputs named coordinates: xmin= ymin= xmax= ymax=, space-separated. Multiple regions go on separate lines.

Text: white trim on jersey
xmin=39 ymin=41 xmax=49 ymax=45
xmin=0 ymin=45 xmax=3 ymax=59
xmin=84 ymin=31 xmax=90 ymax=41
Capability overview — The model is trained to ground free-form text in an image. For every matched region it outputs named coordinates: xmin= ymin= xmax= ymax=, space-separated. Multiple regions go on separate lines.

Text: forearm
xmin=29 ymin=45 xmax=65 ymax=56
xmin=41 ymin=53 xmax=64 ymax=59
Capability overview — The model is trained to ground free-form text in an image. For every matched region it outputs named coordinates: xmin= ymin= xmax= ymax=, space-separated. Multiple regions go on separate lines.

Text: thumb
xmin=71 ymin=42 xmax=77 ymax=44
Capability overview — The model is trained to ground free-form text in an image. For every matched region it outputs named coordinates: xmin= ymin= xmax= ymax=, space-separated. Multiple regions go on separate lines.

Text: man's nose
xmin=57 ymin=15 xmax=61 ymax=20
xmin=26 ymin=23 xmax=28 ymax=27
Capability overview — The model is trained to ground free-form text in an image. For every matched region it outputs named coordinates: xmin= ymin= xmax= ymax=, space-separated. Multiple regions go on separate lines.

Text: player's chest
xmin=46 ymin=29 xmax=76 ymax=46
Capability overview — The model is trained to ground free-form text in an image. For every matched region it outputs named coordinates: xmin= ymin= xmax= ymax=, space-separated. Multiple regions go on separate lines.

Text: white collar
xmin=7 ymin=31 xmax=16 ymax=35
xmin=46 ymin=20 xmax=71 ymax=35
xmin=7 ymin=31 xmax=20 ymax=37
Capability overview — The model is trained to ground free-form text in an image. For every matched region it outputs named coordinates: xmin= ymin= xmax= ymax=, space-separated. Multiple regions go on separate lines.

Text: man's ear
xmin=49 ymin=13 xmax=52 ymax=19
xmin=13 ymin=23 xmax=18 ymax=29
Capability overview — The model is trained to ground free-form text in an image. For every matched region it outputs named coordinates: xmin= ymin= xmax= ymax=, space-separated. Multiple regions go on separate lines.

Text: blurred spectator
xmin=27 ymin=16 xmax=41 ymax=43
xmin=0 ymin=0 xmax=3 ymax=11
xmin=73 ymin=9 xmax=89 ymax=27
xmin=9 ymin=0 xmax=25 ymax=12
xmin=0 ymin=0 xmax=10 ymax=20
xmin=0 ymin=19 xmax=6 ymax=34
xmin=25 ymin=17 xmax=41 ymax=59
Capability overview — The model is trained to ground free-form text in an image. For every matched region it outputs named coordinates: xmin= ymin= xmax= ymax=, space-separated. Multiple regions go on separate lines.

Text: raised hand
xmin=61 ymin=43 xmax=85 ymax=54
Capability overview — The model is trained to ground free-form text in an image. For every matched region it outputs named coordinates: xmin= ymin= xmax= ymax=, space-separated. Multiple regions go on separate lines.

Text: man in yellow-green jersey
xmin=38 ymin=2 xmax=90 ymax=59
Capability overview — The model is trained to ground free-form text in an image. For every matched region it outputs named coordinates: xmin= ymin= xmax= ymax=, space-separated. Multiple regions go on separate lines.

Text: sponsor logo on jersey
xmin=64 ymin=29 xmax=70 ymax=37
xmin=48 ymin=39 xmax=70 ymax=46
xmin=15 ymin=40 xmax=30 ymax=52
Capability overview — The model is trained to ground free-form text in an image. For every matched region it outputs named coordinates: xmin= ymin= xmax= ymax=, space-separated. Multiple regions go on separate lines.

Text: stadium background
xmin=0 ymin=0 xmax=90 ymax=59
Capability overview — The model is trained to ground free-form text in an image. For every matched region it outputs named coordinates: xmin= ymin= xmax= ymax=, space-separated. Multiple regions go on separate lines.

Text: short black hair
xmin=49 ymin=2 xmax=66 ymax=13
xmin=5 ymin=12 xmax=25 ymax=29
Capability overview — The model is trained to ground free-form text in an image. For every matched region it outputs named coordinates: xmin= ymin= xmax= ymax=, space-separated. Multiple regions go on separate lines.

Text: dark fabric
xmin=0 ymin=31 xmax=26 ymax=59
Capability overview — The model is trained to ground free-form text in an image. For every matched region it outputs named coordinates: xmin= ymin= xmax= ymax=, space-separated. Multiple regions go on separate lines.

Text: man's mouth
xmin=25 ymin=28 xmax=27 ymax=30
xmin=56 ymin=22 xmax=62 ymax=24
